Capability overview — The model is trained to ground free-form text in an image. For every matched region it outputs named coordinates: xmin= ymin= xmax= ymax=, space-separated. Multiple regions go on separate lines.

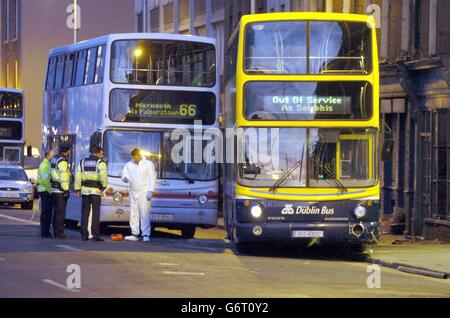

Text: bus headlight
xmin=198 ymin=195 xmax=208 ymax=205
xmin=113 ymin=192 xmax=124 ymax=203
xmin=251 ymin=205 xmax=263 ymax=218
xmin=354 ymin=206 xmax=367 ymax=219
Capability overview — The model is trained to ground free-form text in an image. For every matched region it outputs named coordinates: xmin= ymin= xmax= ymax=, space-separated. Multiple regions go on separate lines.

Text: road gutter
xmin=367 ymin=257 xmax=449 ymax=280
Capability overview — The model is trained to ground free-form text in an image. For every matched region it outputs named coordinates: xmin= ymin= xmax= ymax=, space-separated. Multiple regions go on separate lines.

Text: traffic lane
xmin=1 ymin=207 xmax=450 ymax=298
xmin=1 ymin=228 xmax=449 ymax=298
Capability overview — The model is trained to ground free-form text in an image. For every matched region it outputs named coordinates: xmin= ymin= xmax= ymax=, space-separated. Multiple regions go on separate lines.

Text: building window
xmin=179 ymin=0 xmax=189 ymax=20
xmin=195 ymin=0 xmax=206 ymax=14
xmin=137 ymin=12 xmax=143 ymax=32
xmin=433 ymin=110 xmax=449 ymax=219
xmin=150 ymin=7 xmax=160 ymax=32
xmin=2 ymin=0 xmax=19 ymax=42
xmin=212 ymin=0 xmax=225 ymax=10
xmin=164 ymin=3 xmax=174 ymax=24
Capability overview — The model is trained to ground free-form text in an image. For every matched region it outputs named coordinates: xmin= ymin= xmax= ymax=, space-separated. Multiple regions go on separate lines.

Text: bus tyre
xmin=22 ymin=201 xmax=34 ymax=210
xmin=181 ymin=225 xmax=196 ymax=239
xmin=235 ymin=242 xmax=255 ymax=255
xmin=349 ymin=243 xmax=365 ymax=254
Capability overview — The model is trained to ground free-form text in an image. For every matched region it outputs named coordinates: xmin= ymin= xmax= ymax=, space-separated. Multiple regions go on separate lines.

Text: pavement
xmin=0 ymin=204 xmax=449 ymax=298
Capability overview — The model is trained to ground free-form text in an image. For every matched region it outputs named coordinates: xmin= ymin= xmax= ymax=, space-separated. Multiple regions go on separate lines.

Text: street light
xmin=73 ymin=0 xmax=78 ymax=43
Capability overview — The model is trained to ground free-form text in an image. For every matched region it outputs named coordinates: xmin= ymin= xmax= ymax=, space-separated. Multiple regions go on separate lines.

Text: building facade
xmin=134 ymin=0 xmax=226 ymax=76
xmin=0 ymin=0 xmax=136 ymax=150
xmin=135 ymin=0 xmax=450 ymax=241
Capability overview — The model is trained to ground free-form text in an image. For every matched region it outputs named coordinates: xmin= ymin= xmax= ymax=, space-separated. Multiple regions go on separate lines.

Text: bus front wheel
xmin=235 ymin=242 xmax=257 ymax=255
xmin=181 ymin=225 xmax=196 ymax=239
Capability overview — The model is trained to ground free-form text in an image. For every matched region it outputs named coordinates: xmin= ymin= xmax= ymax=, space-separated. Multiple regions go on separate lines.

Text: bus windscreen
xmin=0 ymin=92 xmax=23 ymax=119
xmin=111 ymin=39 xmax=216 ymax=87
xmin=110 ymin=89 xmax=216 ymax=125
xmin=245 ymin=21 xmax=372 ymax=74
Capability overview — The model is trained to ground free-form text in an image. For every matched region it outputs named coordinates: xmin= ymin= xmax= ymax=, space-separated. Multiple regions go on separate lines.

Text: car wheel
xmin=22 ymin=201 xmax=34 ymax=210
xmin=181 ymin=225 xmax=196 ymax=239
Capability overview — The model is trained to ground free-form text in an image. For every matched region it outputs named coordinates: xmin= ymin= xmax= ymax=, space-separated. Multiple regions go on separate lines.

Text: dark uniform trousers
xmin=81 ymin=195 xmax=101 ymax=239
xmin=53 ymin=193 xmax=68 ymax=237
xmin=39 ymin=192 xmax=53 ymax=235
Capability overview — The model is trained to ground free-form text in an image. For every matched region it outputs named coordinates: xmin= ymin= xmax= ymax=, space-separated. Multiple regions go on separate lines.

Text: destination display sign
xmin=110 ymin=89 xmax=216 ymax=125
xmin=244 ymin=81 xmax=372 ymax=120
xmin=0 ymin=121 xmax=22 ymax=141
xmin=263 ymin=95 xmax=352 ymax=115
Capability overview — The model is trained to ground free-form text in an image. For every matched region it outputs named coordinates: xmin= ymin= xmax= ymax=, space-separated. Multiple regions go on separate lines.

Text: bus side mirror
xmin=382 ymin=139 xmax=395 ymax=162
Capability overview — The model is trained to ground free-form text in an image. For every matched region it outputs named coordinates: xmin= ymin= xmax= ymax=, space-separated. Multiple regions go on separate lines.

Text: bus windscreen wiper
xmin=269 ymin=144 xmax=305 ymax=193
xmin=321 ymin=165 xmax=348 ymax=193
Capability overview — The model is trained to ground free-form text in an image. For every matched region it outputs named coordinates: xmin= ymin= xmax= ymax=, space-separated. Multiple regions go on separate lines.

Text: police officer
xmin=37 ymin=150 xmax=55 ymax=238
xmin=51 ymin=143 xmax=72 ymax=240
xmin=74 ymin=146 xmax=108 ymax=242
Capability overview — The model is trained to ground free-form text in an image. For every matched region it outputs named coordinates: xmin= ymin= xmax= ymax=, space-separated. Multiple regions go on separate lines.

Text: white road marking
xmin=55 ymin=245 xmax=83 ymax=252
xmin=42 ymin=279 xmax=80 ymax=293
xmin=159 ymin=263 xmax=180 ymax=267
xmin=163 ymin=271 xmax=205 ymax=276
xmin=0 ymin=213 xmax=39 ymax=225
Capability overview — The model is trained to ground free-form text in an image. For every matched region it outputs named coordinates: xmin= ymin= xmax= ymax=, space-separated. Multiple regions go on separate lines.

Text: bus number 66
xmin=180 ymin=104 xmax=197 ymax=117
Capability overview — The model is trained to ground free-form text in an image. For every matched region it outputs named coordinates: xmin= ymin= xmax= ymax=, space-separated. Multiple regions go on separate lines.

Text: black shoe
xmin=92 ymin=237 xmax=104 ymax=242
xmin=81 ymin=236 xmax=89 ymax=241
xmin=41 ymin=233 xmax=53 ymax=239
xmin=54 ymin=235 xmax=67 ymax=240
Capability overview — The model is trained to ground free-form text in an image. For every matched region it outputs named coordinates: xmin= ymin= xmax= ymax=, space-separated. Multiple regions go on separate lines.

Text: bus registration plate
xmin=150 ymin=214 xmax=174 ymax=222
xmin=292 ymin=231 xmax=324 ymax=238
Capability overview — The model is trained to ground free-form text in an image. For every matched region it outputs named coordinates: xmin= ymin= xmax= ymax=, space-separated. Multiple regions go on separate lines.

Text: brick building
xmin=0 ymin=0 xmax=135 ymax=149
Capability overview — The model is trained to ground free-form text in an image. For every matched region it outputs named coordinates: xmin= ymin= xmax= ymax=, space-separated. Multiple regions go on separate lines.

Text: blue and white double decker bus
xmin=43 ymin=34 xmax=220 ymax=238
xmin=0 ymin=88 xmax=24 ymax=164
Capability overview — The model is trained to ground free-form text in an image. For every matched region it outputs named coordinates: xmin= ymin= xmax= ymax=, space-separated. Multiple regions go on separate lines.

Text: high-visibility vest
xmin=50 ymin=155 xmax=70 ymax=193
xmin=74 ymin=156 xmax=108 ymax=196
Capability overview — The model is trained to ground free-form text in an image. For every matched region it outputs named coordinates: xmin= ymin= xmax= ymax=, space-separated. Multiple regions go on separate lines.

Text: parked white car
xmin=0 ymin=163 xmax=34 ymax=210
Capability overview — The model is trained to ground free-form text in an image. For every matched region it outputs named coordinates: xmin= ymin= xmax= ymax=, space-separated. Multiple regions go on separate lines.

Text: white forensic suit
xmin=121 ymin=158 xmax=157 ymax=237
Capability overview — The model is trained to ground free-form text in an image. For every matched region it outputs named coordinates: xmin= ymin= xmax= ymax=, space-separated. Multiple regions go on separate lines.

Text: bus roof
xmin=240 ymin=12 xmax=376 ymax=26
xmin=0 ymin=88 xmax=23 ymax=94
xmin=48 ymin=33 xmax=217 ymax=56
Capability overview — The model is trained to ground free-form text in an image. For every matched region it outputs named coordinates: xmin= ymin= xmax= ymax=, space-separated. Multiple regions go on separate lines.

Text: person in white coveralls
xmin=121 ymin=148 xmax=157 ymax=242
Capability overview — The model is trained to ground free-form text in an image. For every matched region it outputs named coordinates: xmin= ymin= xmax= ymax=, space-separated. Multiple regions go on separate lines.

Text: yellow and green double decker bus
xmin=223 ymin=12 xmax=380 ymax=252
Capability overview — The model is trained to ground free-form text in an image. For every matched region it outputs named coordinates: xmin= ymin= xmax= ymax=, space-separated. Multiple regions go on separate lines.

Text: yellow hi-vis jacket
xmin=50 ymin=155 xmax=71 ymax=193
xmin=74 ymin=155 xmax=108 ymax=196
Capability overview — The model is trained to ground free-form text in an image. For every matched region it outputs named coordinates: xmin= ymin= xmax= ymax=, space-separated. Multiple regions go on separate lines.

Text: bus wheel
xmin=64 ymin=219 xmax=78 ymax=229
xmin=349 ymin=243 xmax=365 ymax=254
xmin=181 ymin=225 xmax=196 ymax=239
xmin=235 ymin=242 xmax=256 ymax=255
